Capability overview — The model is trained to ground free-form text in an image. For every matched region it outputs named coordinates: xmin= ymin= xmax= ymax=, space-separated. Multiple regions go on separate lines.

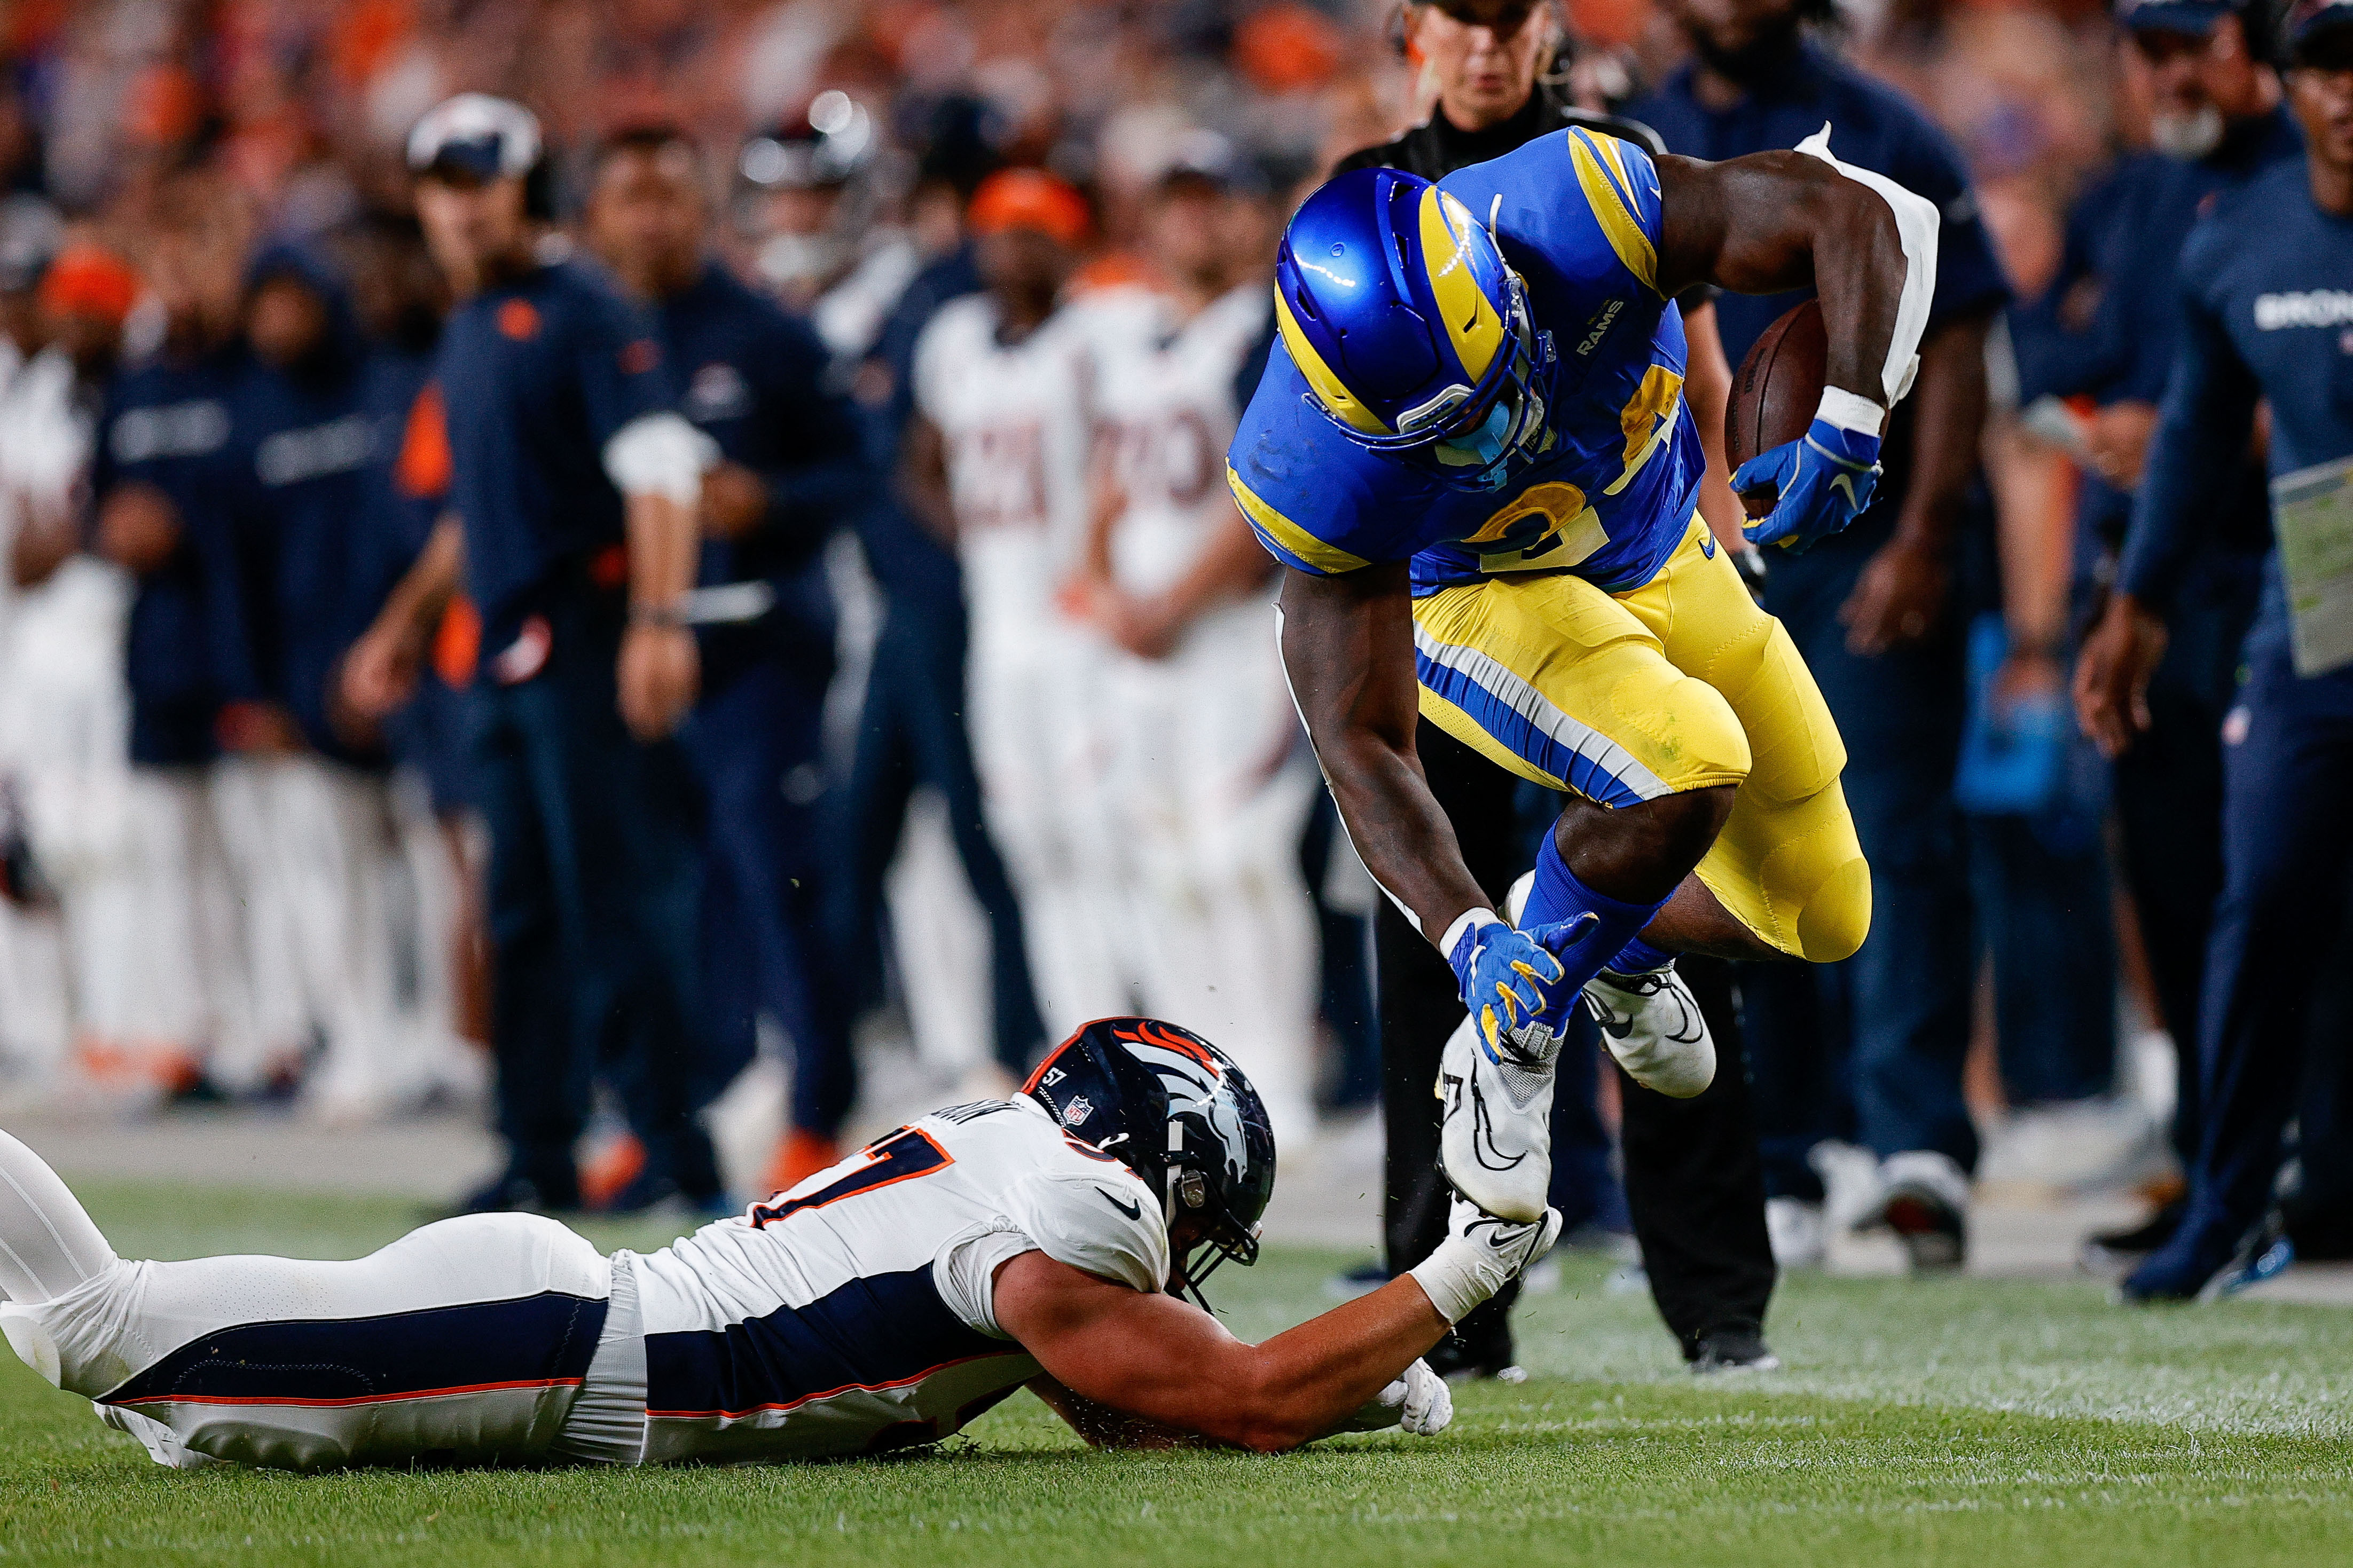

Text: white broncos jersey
xmin=1086 ymin=282 xmax=1269 ymax=596
xmin=629 ymin=1096 xmax=1165 ymax=1463
xmin=911 ymin=295 xmax=1095 ymax=629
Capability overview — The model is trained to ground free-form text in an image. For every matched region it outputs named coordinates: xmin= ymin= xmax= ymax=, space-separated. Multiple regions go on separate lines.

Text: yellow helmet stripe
xmin=1418 ymin=186 xmax=1504 ymax=385
xmin=1228 ymin=464 xmax=1370 ymax=576
xmin=1566 ymin=129 xmax=1658 ymax=293
xmin=1274 ymin=289 xmax=1389 ymax=436
xmin=1588 ymin=127 xmax=1635 ymax=198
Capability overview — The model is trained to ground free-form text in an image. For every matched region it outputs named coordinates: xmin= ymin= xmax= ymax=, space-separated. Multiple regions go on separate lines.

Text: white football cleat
xmin=1438 ymin=1007 xmax=1559 ymax=1224
xmin=1583 ymin=964 xmax=1716 ymax=1098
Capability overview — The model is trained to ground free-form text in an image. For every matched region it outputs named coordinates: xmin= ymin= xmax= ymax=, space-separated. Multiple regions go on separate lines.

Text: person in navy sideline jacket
xmin=329 ymin=213 xmax=491 ymax=1054
xmin=340 ymin=95 xmax=721 ymax=1216
xmin=1623 ymin=0 xmax=2013 ymax=1273
xmin=584 ymin=123 xmax=870 ymax=1194
xmin=90 ymin=168 xmax=307 ymax=1091
xmin=2077 ymin=0 xmax=2353 ymax=1301
xmin=221 ymin=240 xmax=477 ymax=1118
xmin=2025 ymin=0 xmax=2302 ymax=1270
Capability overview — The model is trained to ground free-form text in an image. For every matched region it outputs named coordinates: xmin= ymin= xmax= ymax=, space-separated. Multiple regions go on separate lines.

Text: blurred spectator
xmin=2057 ymin=0 xmax=2297 ymax=1267
xmin=834 ymin=143 xmax=1056 ymax=1090
xmin=2074 ymin=0 xmax=2353 ymax=1300
xmin=343 ymin=94 xmax=717 ymax=1214
xmin=584 ymin=122 xmax=868 ymax=1194
xmin=904 ymin=169 xmax=1132 ymax=1039
xmin=219 ymin=241 xmax=471 ymax=1118
xmin=1072 ymin=147 xmax=1321 ymax=1144
xmin=1626 ymin=0 xmax=2014 ymax=1271
xmin=90 ymin=167 xmax=289 ymax=1091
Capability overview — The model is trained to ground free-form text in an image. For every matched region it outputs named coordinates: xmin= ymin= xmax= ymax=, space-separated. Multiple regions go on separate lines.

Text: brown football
xmin=1725 ymin=300 xmax=1827 ymax=517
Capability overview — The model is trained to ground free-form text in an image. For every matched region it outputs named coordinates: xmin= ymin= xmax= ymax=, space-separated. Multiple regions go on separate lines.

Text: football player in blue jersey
xmin=1227 ymin=126 xmax=1939 ymax=1220
xmin=0 ymin=1020 xmax=1556 ymax=1468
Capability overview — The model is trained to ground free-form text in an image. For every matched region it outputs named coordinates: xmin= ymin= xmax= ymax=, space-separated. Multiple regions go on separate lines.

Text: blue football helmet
xmin=1023 ymin=1017 xmax=1275 ymax=1307
xmin=1274 ymin=167 xmax=1556 ymax=492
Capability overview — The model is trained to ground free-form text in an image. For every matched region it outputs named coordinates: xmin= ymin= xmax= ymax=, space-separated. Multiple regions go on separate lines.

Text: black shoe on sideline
xmin=2080 ymin=1195 xmax=2187 ymax=1276
xmin=451 ymin=1170 xmax=579 ymax=1217
xmin=1425 ymin=1293 xmax=1523 ymax=1381
xmin=1690 ymin=1325 xmax=1782 ymax=1374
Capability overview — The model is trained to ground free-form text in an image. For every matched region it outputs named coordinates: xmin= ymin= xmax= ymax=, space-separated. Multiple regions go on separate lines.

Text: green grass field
xmin=0 ymin=1181 xmax=2347 ymax=1566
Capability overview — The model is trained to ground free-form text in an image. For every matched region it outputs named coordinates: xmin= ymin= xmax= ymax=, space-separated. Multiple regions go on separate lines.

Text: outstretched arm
xmin=995 ymin=1252 xmax=1445 ymax=1453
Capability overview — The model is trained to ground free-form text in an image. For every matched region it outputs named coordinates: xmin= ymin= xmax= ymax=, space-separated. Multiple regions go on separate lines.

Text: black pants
xmin=1376 ymin=722 xmax=1776 ymax=1360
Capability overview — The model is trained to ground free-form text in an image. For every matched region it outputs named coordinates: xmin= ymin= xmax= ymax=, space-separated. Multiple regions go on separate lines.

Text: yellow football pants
xmin=1410 ymin=518 xmax=1870 ymax=962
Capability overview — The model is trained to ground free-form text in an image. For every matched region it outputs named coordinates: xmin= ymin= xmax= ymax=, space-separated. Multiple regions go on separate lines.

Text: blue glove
xmin=1732 ymin=416 xmax=1882 ymax=553
xmin=1446 ymin=913 xmax=1593 ymax=1063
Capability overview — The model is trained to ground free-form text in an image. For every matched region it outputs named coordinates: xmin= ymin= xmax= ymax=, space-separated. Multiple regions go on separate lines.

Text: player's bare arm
xmin=994 ymin=1247 xmax=1446 ymax=1453
xmin=340 ymin=510 xmax=463 ymax=721
xmin=1278 ymin=560 xmax=1492 ymax=939
xmin=900 ymin=411 xmax=958 ymax=546
xmin=1653 ymin=148 xmax=1911 ymax=398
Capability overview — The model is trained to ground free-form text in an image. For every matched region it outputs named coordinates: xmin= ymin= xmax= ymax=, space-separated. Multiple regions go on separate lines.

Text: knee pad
xmin=1794 ymin=850 xmax=1872 ymax=964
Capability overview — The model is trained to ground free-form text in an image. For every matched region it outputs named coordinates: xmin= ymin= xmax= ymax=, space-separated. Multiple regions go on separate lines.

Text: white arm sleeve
xmin=1794 ymin=123 xmax=1940 ymax=408
xmin=601 ymin=411 xmax=717 ymax=506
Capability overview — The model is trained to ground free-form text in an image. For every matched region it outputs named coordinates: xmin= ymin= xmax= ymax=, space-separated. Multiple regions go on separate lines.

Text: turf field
xmin=0 ymin=1181 xmax=2346 ymax=1566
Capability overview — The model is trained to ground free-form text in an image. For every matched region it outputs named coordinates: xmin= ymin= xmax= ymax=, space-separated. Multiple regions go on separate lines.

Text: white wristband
xmin=1408 ymin=1238 xmax=1503 ymax=1326
xmin=1438 ymin=907 xmax=1502 ymax=959
xmin=1816 ymin=385 xmax=1886 ymax=437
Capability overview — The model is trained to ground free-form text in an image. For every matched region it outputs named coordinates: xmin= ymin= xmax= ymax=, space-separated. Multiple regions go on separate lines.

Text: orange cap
xmin=38 ymin=243 xmax=139 ymax=326
xmin=966 ymin=168 xmax=1091 ymax=249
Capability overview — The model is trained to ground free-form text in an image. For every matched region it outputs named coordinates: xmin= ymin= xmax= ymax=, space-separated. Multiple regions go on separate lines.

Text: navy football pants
xmin=2166 ymin=644 xmax=2353 ymax=1266
xmin=473 ymin=596 xmax=719 ymax=1203
xmin=682 ymin=656 xmax=856 ymax=1136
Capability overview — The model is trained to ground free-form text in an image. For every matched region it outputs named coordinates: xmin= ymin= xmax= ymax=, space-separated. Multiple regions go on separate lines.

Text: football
xmin=1726 ymin=298 xmax=1829 ymax=515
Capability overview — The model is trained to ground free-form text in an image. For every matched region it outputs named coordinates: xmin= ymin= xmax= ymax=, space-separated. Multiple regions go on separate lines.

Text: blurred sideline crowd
xmin=0 ymin=0 xmax=2345 ymax=1315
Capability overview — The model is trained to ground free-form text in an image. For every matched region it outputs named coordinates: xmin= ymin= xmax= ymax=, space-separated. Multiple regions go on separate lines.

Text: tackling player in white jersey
xmin=0 ymin=1018 xmax=1558 ymax=1468
xmin=905 ymin=169 xmax=1131 ymax=1031
xmin=1073 ymin=149 xmax=1321 ymax=1145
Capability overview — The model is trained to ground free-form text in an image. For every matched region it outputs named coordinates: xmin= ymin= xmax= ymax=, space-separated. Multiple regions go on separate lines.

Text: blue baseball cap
xmin=406 ymin=94 xmax=542 ymax=182
xmin=2285 ymin=0 xmax=2353 ymax=55
xmin=2113 ymin=0 xmax=2243 ymax=33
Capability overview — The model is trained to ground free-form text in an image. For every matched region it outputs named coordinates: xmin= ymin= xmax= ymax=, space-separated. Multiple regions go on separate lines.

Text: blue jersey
xmin=1229 ymin=127 xmax=1703 ymax=595
xmin=435 ymin=253 xmax=672 ymax=650
xmin=91 ymin=344 xmax=255 ymax=765
xmin=2122 ymin=161 xmax=2353 ymax=655
xmin=655 ymin=263 xmax=866 ymax=683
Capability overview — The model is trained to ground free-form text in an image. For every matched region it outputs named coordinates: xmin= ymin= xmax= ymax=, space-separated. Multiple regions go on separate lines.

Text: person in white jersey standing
xmin=905 ymin=169 xmax=1131 ymax=1036
xmin=1074 ymin=145 xmax=1321 ymax=1145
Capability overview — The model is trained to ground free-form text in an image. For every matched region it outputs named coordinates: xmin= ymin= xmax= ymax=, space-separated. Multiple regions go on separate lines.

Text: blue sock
xmin=1518 ymin=830 xmax=1674 ymax=995
xmin=1604 ymin=936 xmax=1676 ymax=976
